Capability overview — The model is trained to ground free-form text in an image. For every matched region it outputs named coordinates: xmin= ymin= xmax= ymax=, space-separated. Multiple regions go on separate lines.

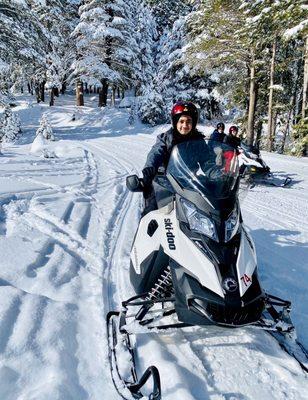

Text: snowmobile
xmin=238 ymin=142 xmax=292 ymax=187
xmin=107 ymin=140 xmax=307 ymax=400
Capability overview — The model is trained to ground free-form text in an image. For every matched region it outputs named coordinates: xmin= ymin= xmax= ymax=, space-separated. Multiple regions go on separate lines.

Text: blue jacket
xmin=210 ymin=129 xmax=226 ymax=142
xmin=144 ymin=127 xmax=204 ymax=170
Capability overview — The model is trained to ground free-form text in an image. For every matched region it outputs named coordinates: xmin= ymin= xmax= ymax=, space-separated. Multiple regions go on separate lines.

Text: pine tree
xmin=144 ymin=0 xmax=192 ymax=34
xmin=129 ymin=0 xmax=158 ymax=96
xmin=186 ymin=1 xmax=251 ymax=127
xmin=29 ymin=0 xmax=78 ymax=104
xmin=0 ymin=0 xmax=48 ymax=104
xmin=73 ymin=0 xmax=137 ymax=107
xmin=0 ymin=107 xmax=22 ymax=143
xmin=36 ymin=114 xmax=55 ymax=141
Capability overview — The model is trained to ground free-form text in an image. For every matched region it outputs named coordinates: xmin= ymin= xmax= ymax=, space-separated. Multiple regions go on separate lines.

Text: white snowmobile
xmin=107 ymin=139 xmax=307 ymax=400
xmin=238 ymin=142 xmax=292 ymax=187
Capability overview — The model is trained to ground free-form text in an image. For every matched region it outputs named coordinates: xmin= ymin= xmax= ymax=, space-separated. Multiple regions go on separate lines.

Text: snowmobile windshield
xmin=167 ymin=139 xmax=239 ymax=199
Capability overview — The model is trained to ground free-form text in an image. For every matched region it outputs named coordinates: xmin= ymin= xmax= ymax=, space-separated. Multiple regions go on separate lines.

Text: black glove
xmin=142 ymin=167 xmax=156 ymax=186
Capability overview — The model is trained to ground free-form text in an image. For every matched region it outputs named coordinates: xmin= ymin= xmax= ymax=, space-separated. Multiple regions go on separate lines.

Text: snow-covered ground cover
xmin=0 ymin=94 xmax=307 ymax=400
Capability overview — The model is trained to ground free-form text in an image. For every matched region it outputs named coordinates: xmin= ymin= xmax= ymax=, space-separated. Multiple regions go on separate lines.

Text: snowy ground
xmin=0 ymin=94 xmax=307 ymax=400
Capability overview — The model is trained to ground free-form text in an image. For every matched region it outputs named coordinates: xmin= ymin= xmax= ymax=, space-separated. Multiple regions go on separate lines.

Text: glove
xmin=142 ymin=167 xmax=156 ymax=186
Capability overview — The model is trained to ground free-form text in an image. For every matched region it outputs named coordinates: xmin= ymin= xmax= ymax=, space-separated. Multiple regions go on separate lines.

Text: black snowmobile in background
xmin=238 ymin=142 xmax=292 ymax=187
xmin=107 ymin=140 xmax=307 ymax=400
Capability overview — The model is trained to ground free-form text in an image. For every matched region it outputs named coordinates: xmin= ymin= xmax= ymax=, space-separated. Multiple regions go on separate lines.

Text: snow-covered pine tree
xmin=155 ymin=15 xmax=220 ymax=122
xmin=238 ymin=0 xmax=307 ymax=153
xmin=0 ymin=0 xmax=48 ymax=104
xmin=145 ymin=0 xmax=192 ymax=34
xmin=29 ymin=0 xmax=78 ymax=105
xmin=73 ymin=0 xmax=137 ymax=107
xmin=0 ymin=107 xmax=22 ymax=143
xmin=187 ymin=0 xmax=272 ymax=145
xmin=130 ymin=0 xmax=166 ymax=124
xmin=128 ymin=0 xmax=158 ymax=96
xmin=137 ymin=84 xmax=166 ymax=126
xmin=36 ymin=114 xmax=55 ymax=141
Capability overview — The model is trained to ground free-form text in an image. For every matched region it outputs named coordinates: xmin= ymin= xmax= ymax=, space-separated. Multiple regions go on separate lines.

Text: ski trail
xmin=0 ymin=144 xmax=121 ymax=400
xmin=81 ymin=141 xmax=139 ymax=311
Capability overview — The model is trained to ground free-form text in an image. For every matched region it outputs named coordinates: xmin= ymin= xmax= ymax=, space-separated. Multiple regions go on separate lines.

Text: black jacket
xmin=210 ymin=129 xmax=241 ymax=149
xmin=144 ymin=127 xmax=205 ymax=170
xmin=224 ymin=134 xmax=241 ymax=149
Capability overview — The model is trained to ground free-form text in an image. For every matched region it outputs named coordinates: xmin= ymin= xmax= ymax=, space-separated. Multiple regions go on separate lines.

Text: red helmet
xmin=171 ymin=101 xmax=198 ymax=129
xmin=229 ymin=125 xmax=238 ymax=135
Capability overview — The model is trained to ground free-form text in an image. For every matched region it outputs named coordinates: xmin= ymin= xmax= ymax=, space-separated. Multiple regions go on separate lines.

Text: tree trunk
xmin=40 ymin=81 xmax=46 ymax=102
xmin=98 ymin=79 xmax=108 ymax=107
xmin=272 ymin=110 xmax=278 ymax=150
xmin=27 ymin=82 xmax=31 ymax=94
xmin=85 ymin=82 xmax=89 ymax=94
xmin=267 ymin=38 xmax=277 ymax=151
xmin=281 ymin=107 xmax=292 ymax=154
xmin=61 ymin=82 xmax=66 ymax=95
xmin=35 ymin=84 xmax=40 ymax=103
xmin=61 ymin=75 xmax=67 ymax=95
xmin=246 ymin=56 xmax=257 ymax=146
xmin=49 ymin=88 xmax=55 ymax=106
xmin=117 ymin=87 xmax=120 ymax=98
xmin=302 ymin=35 xmax=308 ymax=119
xmin=111 ymin=86 xmax=116 ymax=106
xmin=255 ymin=119 xmax=263 ymax=148
xmin=54 ymin=87 xmax=59 ymax=97
xmin=76 ymin=80 xmax=84 ymax=106
xmin=21 ymin=86 xmax=23 ymax=94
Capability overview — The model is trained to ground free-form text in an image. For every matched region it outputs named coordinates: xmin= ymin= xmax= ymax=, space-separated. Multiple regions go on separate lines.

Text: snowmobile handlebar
xmin=126 ymin=174 xmax=144 ymax=192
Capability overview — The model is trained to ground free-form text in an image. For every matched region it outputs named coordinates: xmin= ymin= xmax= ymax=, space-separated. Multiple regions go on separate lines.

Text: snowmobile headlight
xmin=225 ymin=208 xmax=239 ymax=242
xmin=181 ymin=198 xmax=218 ymax=242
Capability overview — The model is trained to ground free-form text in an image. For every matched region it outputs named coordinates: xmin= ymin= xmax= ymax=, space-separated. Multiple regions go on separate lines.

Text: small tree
xmin=36 ymin=113 xmax=55 ymax=141
xmin=289 ymin=118 xmax=308 ymax=156
xmin=0 ymin=107 xmax=22 ymax=143
xmin=137 ymin=86 xmax=166 ymax=126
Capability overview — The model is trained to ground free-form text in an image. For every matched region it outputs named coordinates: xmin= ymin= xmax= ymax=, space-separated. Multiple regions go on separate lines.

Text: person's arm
xmin=144 ymin=132 xmax=169 ymax=170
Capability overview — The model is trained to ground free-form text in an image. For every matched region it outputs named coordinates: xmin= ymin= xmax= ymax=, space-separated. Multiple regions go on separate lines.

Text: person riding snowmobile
xmin=226 ymin=125 xmax=241 ymax=149
xmin=210 ymin=122 xmax=226 ymax=142
xmin=142 ymin=101 xmax=204 ymax=215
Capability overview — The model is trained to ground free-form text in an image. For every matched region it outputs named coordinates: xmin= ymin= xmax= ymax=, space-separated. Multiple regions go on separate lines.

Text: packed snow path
xmin=0 ymin=95 xmax=307 ymax=400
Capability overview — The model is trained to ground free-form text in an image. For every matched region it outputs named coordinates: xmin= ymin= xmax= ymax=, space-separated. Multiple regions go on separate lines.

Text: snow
xmin=0 ymin=93 xmax=307 ymax=400
xmin=284 ymin=19 xmax=308 ymax=39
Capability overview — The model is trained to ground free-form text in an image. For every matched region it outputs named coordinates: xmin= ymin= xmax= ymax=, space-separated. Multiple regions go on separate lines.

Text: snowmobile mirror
xmin=126 ymin=175 xmax=143 ymax=192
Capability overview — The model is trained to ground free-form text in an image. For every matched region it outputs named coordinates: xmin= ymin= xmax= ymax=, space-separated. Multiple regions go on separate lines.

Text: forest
xmin=0 ymin=0 xmax=307 ymax=155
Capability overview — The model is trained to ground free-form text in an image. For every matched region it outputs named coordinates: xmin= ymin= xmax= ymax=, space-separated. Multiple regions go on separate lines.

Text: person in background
xmin=226 ymin=125 xmax=241 ymax=149
xmin=210 ymin=122 xmax=226 ymax=142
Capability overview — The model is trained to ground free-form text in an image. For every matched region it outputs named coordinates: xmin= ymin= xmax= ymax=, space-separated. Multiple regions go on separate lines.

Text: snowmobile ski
xmin=248 ymin=174 xmax=292 ymax=188
xmin=268 ymin=330 xmax=308 ymax=373
xmin=107 ymin=311 xmax=161 ymax=400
